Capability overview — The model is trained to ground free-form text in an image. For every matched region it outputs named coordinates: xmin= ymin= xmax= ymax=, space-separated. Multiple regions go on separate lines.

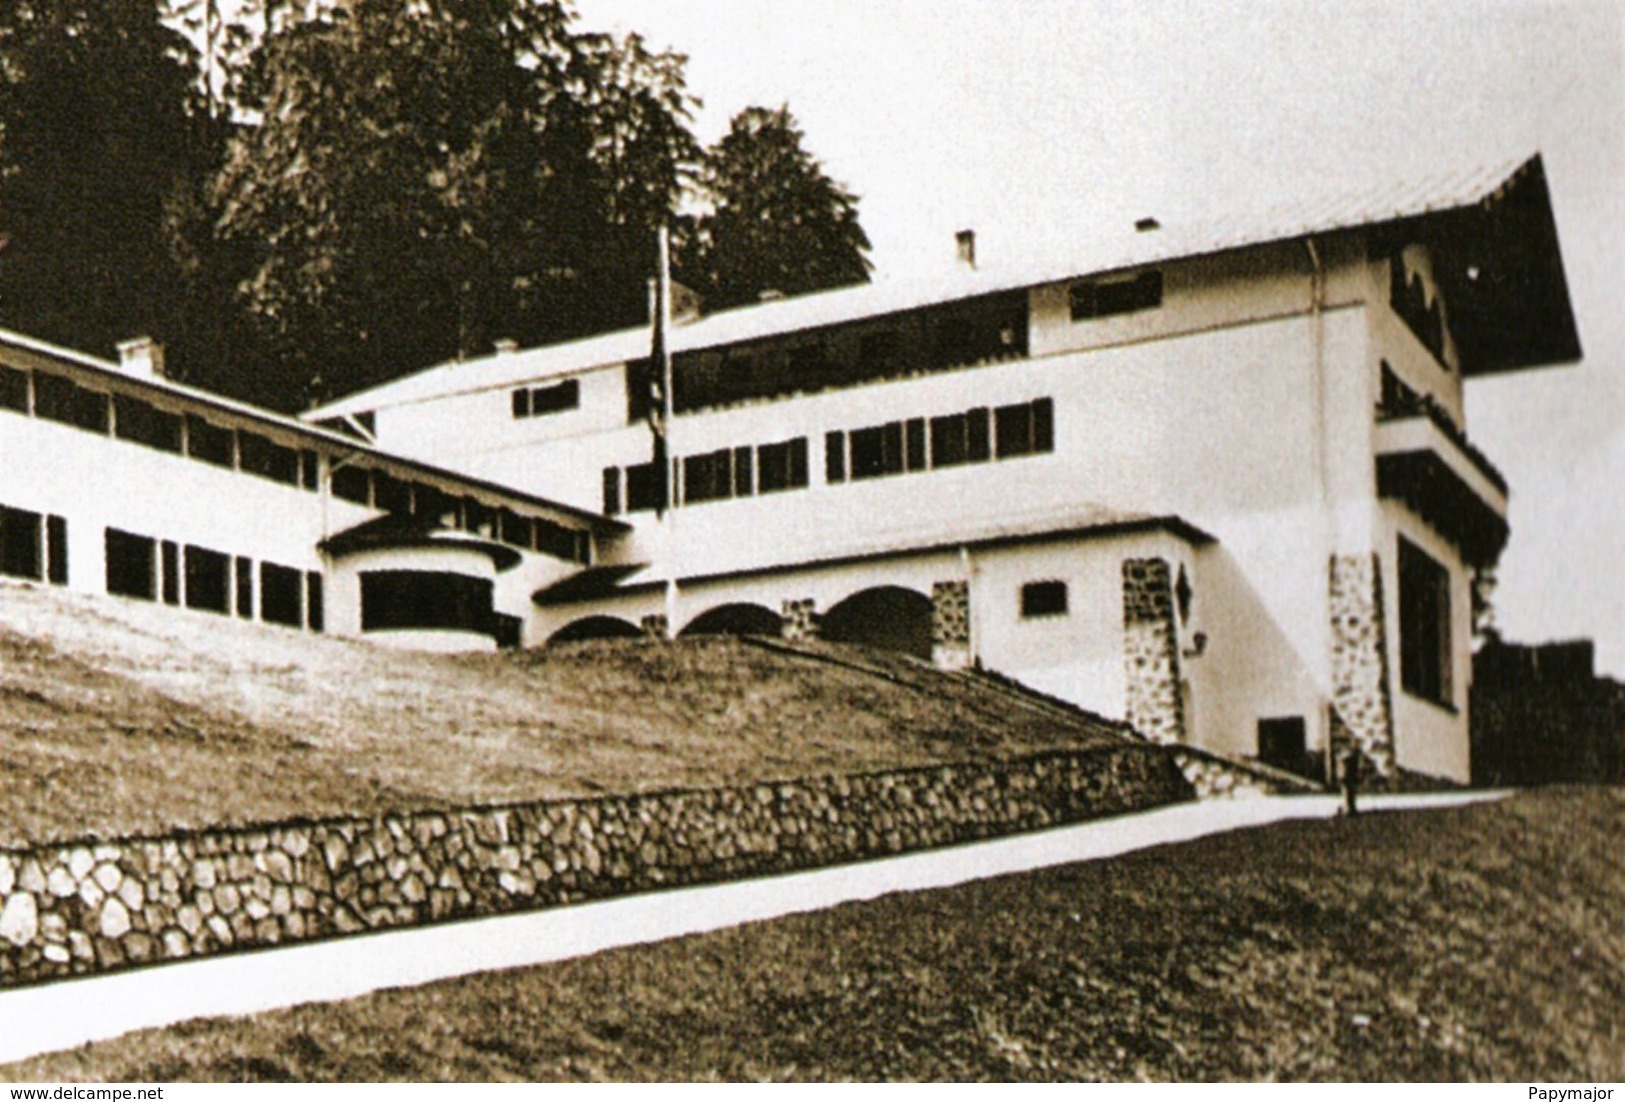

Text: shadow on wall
xmin=1190 ymin=545 xmax=1333 ymax=783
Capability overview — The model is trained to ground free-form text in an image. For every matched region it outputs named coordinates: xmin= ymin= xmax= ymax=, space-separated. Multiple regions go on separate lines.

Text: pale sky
xmin=577 ymin=0 xmax=1625 ymax=674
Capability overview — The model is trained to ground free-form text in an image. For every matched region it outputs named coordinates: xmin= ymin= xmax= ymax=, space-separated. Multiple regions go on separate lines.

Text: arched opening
xmin=548 ymin=615 xmax=641 ymax=645
xmin=822 ymin=585 xmax=933 ymax=659
xmin=679 ymin=602 xmax=784 ymax=639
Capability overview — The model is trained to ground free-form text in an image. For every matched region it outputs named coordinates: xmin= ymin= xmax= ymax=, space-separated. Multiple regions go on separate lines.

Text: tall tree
xmin=206 ymin=0 xmax=699 ymax=406
xmin=685 ymin=105 xmax=871 ymax=311
xmin=0 ymin=0 xmax=215 ymax=359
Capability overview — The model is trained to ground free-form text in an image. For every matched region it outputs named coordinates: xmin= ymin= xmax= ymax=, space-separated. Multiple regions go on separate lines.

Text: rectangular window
xmin=34 ymin=374 xmax=108 ymax=433
xmin=0 ymin=366 xmax=28 ymax=413
xmin=463 ymin=498 xmax=494 ymax=537
xmin=1257 ymin=717 xmax=1309 ymax=776
xmin=113 ymin=396 xmax=183 ymax=453
xmin=373 ymin=471 xmax=411 ymax=515
xmin=185 ymin=416 xmax=235 ymax=468
xmin=511 ymin=388 xmax=530 ymax=418
xmin=1399 ymin=538 xmax=1453 ymax=707
xmin=683 ymin=449 xmax=735 ymax=504
xmin=995 ymin=398 xmax=1055 ymax=459
xmin=930 ymin=412 xmax=968 ymax=468
xmin=534 ymin=518 xmax=584 ymax=562
xmin=413 ymin=483 xmax=457 ymax=527
xmin=625 ymin=461 xmax=665 ymax=513
xmin=105 ymin=528 xmax=157 ymax=600
xmin=45 ymin=515 xmax=66 ymax=585
xmin=299 ymin=450 xmax=320 ymax=491
xmin=238 ymin=432 xmax=300 ymax=485
xmin=331 ymin=465 xmax=372 ymax=505
xmin=260 ymin=562 xmax=303 ymax=627
xmin=305 ymin=572 xmax=324 ymax=632
xmin=234 ymin=556 xmax=254 ymax=618
xmin=825 ymin=431 xmax=846 ymax=483
xmin=1070 ymin=269 xmax=1163 ymax=320
xmin=161 ymin=541 xmax=179 ymax=605
xmin=497 ymin=508 xmax=528 ymax=548
xmin=0 ymin=505 xmax=42 ymax=580
xmin=757 ymin=438 xmax=809 ymax=494
xmin=183 ymin=545 xmax=230 ymax=614
xmin=733 ymin=446 xmax=754 ymax=498
xmin=527 ymin=379 xmax=579 ymax=417
xmin=966 ymin=407 xmax=991 ymax=462
xmin=602 ymin=467 xmax=622 ymax=516
xmin=849 ymin=421 xmax=905 ymax=481
xmin=1020 ymin=580 xmax=1068 ymax=618
xmin=904 ymin=418 xmax=927 ymax=472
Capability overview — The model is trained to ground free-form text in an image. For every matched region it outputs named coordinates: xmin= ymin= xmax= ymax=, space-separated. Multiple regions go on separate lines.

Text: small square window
xmin=1020 ymin=580 xmax=1068 ymax=618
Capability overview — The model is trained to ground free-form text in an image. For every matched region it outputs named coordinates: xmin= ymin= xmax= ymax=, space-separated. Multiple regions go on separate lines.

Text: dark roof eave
xmin=536 ymin=514 xmax=1214 ymax=608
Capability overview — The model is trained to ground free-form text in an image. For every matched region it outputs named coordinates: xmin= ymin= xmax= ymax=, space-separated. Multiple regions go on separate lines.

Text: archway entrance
xmin=821 ymin=586 xmax=933 ymax=659
xmin=679 ymin=603 xmax=784 ymax=639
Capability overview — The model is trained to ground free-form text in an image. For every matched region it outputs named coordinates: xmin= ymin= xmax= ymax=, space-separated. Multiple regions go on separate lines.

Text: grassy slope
xmin=0 ymin=581 xmax=1124 ymax=847
xmin=10 ymin=788 xmax=1622 ymax=1082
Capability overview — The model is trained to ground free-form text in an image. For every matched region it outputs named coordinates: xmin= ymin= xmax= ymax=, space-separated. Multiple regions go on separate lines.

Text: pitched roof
xmin=0 ymin=327 xmax=628 ymax=534
xmin=307 ymin=151 xmax=1580 ymax=419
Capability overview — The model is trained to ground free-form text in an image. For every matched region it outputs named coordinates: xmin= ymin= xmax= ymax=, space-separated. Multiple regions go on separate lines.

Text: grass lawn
xmin=10 ymin=787 xmax=1621 ymax=1082
xmin=0 ymin=580 xmax=1123 ymax=848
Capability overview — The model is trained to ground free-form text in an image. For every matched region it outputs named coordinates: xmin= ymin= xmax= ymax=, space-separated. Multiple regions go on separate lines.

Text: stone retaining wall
xmin=0 ymin=745 xmax=1192 ymax=989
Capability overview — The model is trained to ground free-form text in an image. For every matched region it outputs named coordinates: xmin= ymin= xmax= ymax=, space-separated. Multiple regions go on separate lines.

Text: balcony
xmin=1375 ymin=400 xmax=1508 ymax=567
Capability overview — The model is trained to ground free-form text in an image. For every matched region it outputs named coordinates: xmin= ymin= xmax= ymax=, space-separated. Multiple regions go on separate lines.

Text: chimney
xmin=955 ymin=229 xmax=976 ymax=269
xmin=116 ymin=336 xmax=165 ymax=379
xmin=493 ymin=338 xmax=519 ymax=355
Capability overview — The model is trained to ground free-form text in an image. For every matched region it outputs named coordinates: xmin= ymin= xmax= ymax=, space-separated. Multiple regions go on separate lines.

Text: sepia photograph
xmin=0 ymin=0 xmax=1620 ymax=1085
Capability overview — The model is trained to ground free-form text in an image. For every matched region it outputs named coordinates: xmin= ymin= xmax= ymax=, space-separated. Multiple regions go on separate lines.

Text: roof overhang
xmin=320 ymin=516 xmax=523 ymax=572
xmin=1368 ymin=155 xmax=1582 ymax=377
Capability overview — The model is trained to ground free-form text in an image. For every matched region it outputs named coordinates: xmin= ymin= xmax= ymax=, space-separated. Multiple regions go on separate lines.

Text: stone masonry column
xmin=1122 ymin=558 xmax=1186 ymax=744
xmin=1328 ymin=553 xmax=1397 ymax=779
xmin=781 ymin=598 xmax=820 ymax=642
xmin=931 ymin=580 xmax=972 ymax=670
xmin=640 ymin=612 xmax=668 ymax=641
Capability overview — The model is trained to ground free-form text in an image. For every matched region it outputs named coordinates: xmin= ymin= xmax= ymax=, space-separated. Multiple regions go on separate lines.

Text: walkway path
xmin=0 ymin=790 xmax=1504 ymax=1065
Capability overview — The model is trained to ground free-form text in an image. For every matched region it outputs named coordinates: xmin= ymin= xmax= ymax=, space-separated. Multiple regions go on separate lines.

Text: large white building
xmin=0 ymin=155 xmax=1581 ymax=785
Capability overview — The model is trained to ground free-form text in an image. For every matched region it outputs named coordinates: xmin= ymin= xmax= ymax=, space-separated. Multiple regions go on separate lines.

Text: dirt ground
xmin=0 ymin=580 xmax=1125 ymax=847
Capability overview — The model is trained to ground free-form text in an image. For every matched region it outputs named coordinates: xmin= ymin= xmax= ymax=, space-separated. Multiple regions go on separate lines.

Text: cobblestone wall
xmin=0 ymin=745 xmax=1192 ymax=989
xmin=1329 ymin=553 xmax=1396 ymax=778
xmin=1122 ymin=558 xmax=1186 ymax=744
xmin=931 ymin=580 xmax=971 ymax=670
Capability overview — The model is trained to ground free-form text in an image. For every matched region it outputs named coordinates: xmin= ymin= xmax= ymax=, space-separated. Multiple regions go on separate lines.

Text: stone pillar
xmin=1122 ymin=557 xmax=1186 ymax=744
xmin=1328 ymin=553 xmax=1397 ymax=779
xmin=780 ymin=598 xmax=820 ymax=642
xmin=640 ymin=613 xmax=668 ymax=641
xmin=931 ymin=580 xmax=972 ymax=670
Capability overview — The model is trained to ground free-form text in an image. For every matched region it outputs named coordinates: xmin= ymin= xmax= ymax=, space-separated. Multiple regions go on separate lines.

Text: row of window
xmin=511 ymin=379 xmax=580 ymax=419
xmin=602 ymin=398 xmax=1055 ymax=515
xmin=0 ymin=505 xmax=68 ymax=586
xmin=603 ymin=436 xmax=810 ymax=516
xmin=104 ymin=527 xmax=323 ymax=631
xmin=0 ymin=365 xmax=321 ymax=491
xmin=626 ymin=291 xmax=1032 ymax=420
xmin=330 ymin=465 xmax=590 ymax=563
xmin=827 ymin=398 xmax=1054 ymax=483
xmin=1 ymin=364 xmax=584 ymax=565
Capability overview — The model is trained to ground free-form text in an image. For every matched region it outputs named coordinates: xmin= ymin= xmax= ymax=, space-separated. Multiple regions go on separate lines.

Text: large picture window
xmin=1399 ymin=538 xmax=1453 ymax=707
xmin=361 ymin=570 xmax=492 ymax=635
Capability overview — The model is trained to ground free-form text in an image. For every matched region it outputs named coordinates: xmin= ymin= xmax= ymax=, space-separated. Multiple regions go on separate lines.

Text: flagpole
xmin=655 ymin=225 xmax=678 ymax=640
